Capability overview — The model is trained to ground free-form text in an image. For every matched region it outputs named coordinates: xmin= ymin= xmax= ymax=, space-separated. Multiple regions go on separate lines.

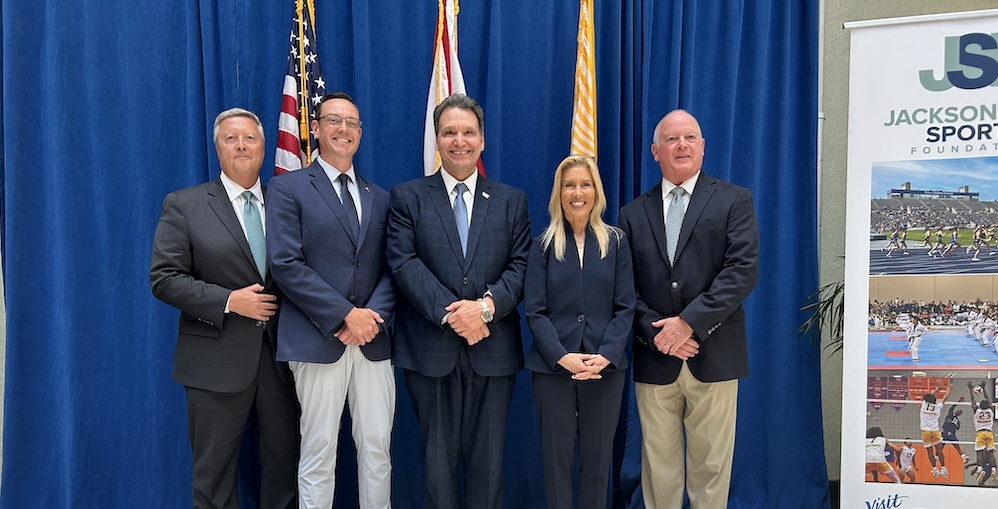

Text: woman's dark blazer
xmin=524 ymin=223 xmax=636 ymax=373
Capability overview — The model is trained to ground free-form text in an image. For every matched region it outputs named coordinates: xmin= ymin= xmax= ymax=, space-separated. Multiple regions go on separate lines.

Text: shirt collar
xmin=661 ymin=171 xmax=700 ymax=202
xmin=219 ymin=171 xmax=263 ymax=204
xmin=316 ymin=157 xmax=357 ymax=187
xmin=439 ymin=168 xmax=478 ymax=197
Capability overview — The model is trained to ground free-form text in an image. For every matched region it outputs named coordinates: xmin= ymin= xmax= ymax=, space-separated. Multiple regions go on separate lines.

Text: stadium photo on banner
xmin=868 ymin=157 xmax=998 ymax=371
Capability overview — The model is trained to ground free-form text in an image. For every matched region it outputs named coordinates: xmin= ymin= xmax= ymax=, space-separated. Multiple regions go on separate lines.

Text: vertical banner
xmin=843 ymin=10 xmax=998 ymax=508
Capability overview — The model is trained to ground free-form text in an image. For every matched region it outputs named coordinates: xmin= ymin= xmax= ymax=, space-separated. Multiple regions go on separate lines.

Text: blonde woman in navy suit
xmin=525 ymin=155 xmax=636 ymax=509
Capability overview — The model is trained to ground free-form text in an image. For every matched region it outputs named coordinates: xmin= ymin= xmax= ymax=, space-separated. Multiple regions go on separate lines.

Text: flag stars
xmin=315 ymin=76 xmax=325 ymax=89
xmin=306 ymin=52 xmax=317 ymax=64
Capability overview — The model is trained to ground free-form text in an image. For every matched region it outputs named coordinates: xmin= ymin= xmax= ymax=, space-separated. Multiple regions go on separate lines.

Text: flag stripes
xmin=570 ymin=0 xmax=597 ymax=160
xmin=274 ymin=0 xmax=327 ymax=175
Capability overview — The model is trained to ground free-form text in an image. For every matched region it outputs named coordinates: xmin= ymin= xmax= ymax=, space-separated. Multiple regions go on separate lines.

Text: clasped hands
xmin=334 ymin=307 xmax=384 ymax=346
xmin=651 ymin=316 xmax=699 ymax=360
xmin=446 ymin=299 xmax=492 ymax=345
xmin=559 ymin=353 xmax=609 ymax=380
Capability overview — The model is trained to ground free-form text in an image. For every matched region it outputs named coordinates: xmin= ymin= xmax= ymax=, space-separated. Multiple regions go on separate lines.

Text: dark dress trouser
xmin=532 ymin=369 xmax=626 ymax=509
xmin=185 ymin=334 xmax=299 ymax=509
xmin=405 ymin=346 xmax=516 ymax=509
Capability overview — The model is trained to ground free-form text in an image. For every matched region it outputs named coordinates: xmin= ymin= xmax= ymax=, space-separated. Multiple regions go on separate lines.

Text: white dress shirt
xmin=660 ymin=171 xmax=700 ymax=225
xmin=316 ymin=157 xmax=363 ymax=224
xmin=219 ymin=171 xmax=265 ymax=235
xmin=439 ymin=168 xmax=478 ymax=228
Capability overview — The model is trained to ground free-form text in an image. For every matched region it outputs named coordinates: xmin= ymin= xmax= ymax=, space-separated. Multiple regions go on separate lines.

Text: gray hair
xmin=433 ymin=93 xmax=484 ymax=135
xmin=213 ymin=107 xmax=265 ymax=144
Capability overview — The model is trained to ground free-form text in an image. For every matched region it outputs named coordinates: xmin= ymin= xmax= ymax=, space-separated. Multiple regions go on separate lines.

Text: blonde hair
xmin=539 ymin=155 xmax=621 ymax=261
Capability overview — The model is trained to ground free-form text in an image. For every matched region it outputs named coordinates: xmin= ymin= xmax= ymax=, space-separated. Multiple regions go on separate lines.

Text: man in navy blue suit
xmin=619 ymin=109 xmax=759 ymax=509
xmin=267 ymin=93 xmax=396 ymax=508
xmin=387 ymin=93 xmax=531 ymax=509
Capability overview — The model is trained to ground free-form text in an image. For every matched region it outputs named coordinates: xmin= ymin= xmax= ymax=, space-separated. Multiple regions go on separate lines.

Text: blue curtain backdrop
xmin=1 ymin=0 xmax=825 ymax=507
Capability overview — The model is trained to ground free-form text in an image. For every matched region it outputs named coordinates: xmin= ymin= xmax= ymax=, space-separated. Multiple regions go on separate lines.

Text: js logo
xmin=919 ymin=33 xmax=998 ymax=91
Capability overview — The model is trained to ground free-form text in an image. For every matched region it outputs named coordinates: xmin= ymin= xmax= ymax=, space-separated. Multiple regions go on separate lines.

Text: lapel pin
xmin=364 ymin=186 xmax=370 ymax=192
xmin=482 ymin=192 xmax=490 ymax=199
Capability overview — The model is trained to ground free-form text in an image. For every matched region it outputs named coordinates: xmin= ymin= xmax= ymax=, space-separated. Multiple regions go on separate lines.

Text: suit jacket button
xmin=671 ymin=282 xmax=679 ymax=289
xmin=348 ymin=295 xmax=356 ymax=302
xmin=577 ymin=314 xmax=585 ymax=322
xmin=463 ymin=277 xmax=469 ymax=285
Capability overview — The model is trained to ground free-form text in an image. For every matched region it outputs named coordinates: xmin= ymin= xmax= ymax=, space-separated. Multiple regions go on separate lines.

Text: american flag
xmin=274 ymin=0 xmax=327 ymax=175
xmin=423 ymin=0 xmax=484 ymax=177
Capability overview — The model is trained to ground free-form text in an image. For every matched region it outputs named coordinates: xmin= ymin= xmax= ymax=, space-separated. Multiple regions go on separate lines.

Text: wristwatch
xmin=477 ymin=298 xmax=494 ymax=323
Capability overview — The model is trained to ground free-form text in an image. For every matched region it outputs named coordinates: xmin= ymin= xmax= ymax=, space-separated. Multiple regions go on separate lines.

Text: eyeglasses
xmin=317 ymin=114 xmax=362 ymax=130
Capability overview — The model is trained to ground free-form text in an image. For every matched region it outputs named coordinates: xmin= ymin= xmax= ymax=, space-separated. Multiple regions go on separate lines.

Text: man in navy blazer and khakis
xmin=267 ymin=93 xmax=395 ymax=508
xmin=387 ymin=93 xmax=530 ymax=509
xmin=619 ymin=110 xmax=759 ymax=509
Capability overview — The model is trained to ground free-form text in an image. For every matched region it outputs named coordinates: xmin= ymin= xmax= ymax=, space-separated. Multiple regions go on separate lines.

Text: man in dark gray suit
xmin=150 ymin=108 xmax=299 ymax=509
xmin=619 ymin=109 xmax=759 ymax=509
xmin=387 ymin=93 xmax=530 ymax=509
xmin=267 ymin=92 xmax=395 ymax=508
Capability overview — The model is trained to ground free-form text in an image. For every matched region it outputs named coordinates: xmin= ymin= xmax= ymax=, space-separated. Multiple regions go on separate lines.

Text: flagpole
xmin=296 ymin=0 xmax=311 ymax=164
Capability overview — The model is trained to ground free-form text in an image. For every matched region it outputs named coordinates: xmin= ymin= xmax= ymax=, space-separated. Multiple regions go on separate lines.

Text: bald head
xmin=651 ymin=109 xmax=706 ymax=185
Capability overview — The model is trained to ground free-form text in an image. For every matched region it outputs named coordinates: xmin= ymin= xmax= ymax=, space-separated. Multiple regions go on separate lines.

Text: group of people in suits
xmin=150 ymin=94 xmax=759 ymax=509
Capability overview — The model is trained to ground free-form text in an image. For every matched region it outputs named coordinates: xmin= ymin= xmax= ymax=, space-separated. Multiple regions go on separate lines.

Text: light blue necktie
xmin=241 ymin=191 xmax=267 ymax=277
xmin=665 ymin=187 xmax=686 ymax=264
xmin=454 ymin=182 xmax=469 ymax=255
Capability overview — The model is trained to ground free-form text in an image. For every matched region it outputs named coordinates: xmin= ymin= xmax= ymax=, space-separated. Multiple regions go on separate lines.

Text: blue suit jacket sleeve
xmin=524 ymin=240 xmax=564 ymax=368
xmin=387 ymin=184 xmax=460 ymax=326
xmin=266 ymin=174 xmax=354 ymax=337
xmin=679 ymin=187 xmax=759 ymax=341
xmin=486 ymin=189 xmax=530 ymax=320
xmin=598 ymin=233 xmax=636 ymax=367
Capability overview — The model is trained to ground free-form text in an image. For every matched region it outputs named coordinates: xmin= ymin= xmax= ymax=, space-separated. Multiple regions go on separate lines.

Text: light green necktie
xmin=241 ymin=191 xmax=267 ymax=277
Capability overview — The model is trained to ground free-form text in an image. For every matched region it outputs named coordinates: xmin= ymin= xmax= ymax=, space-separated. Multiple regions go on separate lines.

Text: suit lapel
xmin=308 ymin=163 xmax=358 ymax=249
xmin=428 ymin=172 xmax=467 ymax=262
xmin=206 ymin=179 xmax=258 ymax=275
xmin=641 ymin=183 xmax=670 ymax=266
xmin=463 ymin=177 xmax=492 ymax=270
xmin=356 ymin=174 xmax=375 ymax=249
xmin=673 ymin=174 xmax=716 ymax=263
